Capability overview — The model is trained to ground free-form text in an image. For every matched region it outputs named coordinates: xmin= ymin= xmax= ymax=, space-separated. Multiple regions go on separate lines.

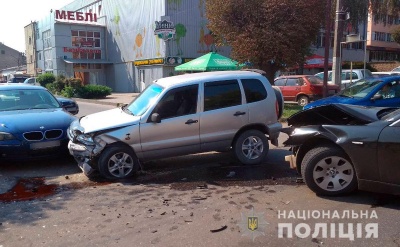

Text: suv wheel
xmin=234 ymin=130 xmax=269 ymax=165
xmin=301 ymin=145 xmax=357 ymax=196
xmin=297 ymin=95 xmax=309 ymax=106
xmin=98 ymin=144 xmax=138 ymax=180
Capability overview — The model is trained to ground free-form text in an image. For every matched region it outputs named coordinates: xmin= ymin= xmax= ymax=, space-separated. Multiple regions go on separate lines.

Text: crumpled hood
xmin=287 ymin=103 xmax=392 ymax=127
xmin=0 ymin=109 xmax=76 ymax=133
xmin=80 ymin=108 xmax=141 ymax=133
xmin=304 ymin=95 xmax=357 ymax=109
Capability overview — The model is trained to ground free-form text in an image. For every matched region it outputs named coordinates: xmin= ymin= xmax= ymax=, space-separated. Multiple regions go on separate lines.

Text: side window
xmin=286 ymin=78 xmax=300 ymax=86
xmin=241 ymin=79 xmax=267 ymax=103
xmin=204 ymin=80 xmax=241 ymax=111
xmin=153 ymin=85 xmax=198 ymax=119
xmin=298 ymin=78 xmax=305 ymax=85
xmin=274 ymin=79 xmax=286 ymax=86
xmin=351 ymin=72 xmax=358 ymax=79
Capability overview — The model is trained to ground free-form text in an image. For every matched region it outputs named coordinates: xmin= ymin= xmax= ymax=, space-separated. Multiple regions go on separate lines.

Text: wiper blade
xmin=338 ymin=94 xmax=353 ymax=98
xmin=121 ymin=105 xmax=133 ymax=115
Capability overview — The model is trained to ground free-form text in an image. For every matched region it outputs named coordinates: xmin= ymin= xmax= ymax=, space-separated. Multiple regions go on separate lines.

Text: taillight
xmin=275 ymin=100 xmax=279 ymax=118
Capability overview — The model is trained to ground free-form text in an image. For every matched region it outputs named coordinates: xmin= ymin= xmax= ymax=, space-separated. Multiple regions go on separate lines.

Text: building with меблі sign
xmin=24 ymin=0 xmax=230 ymax=93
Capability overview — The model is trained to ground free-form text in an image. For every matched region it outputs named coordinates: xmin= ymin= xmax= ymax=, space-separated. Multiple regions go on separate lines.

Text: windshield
xmin=127 ymin=83 xmax=164 ymax=116
xmin=0 ymin=89 xmax=61 ymax=111
xmin=339 ymin=78 xmax=382 ymax=98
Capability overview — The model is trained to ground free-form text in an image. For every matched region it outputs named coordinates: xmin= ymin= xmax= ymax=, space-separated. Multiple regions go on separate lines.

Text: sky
xmin=0 ymin=0 xmax=74 ymax=52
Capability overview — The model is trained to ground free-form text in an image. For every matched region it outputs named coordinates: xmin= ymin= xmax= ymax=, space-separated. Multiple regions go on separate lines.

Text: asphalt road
xmin=0 ymin=102 xmax=399 ymax=247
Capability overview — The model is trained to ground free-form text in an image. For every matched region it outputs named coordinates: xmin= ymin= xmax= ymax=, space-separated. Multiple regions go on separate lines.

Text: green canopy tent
xmin=174 ymin=52 xmax=241 ymax=72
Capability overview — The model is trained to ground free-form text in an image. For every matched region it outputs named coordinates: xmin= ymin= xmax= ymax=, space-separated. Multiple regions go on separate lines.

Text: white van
xmin=315 ymin=69 xmax=373 ymax=87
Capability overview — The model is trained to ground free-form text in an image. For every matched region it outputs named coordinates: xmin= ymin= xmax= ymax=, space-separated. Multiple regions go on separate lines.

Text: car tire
xmin=301 ymin=145 xmax=357 ymax=196
xmin=297 ymin=95 xmax=309 ymax=106
xmin=97 ymin=144 xmax=138 ymax=180
xmin=272 ymin=86 xmax=284 ymax=119
xmin=234 ymin=130 xmax=269 ymax=165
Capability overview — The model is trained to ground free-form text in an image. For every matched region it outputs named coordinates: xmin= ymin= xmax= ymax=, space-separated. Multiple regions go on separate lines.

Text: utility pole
xmin=332 ymin=0 xmax=345 ymax=87
xmin=323 ymin=0 xmax=332 ymax=98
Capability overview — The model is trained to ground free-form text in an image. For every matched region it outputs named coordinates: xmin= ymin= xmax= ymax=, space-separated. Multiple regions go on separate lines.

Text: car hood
xmin=304 ymin=95 xmax=357 ymax=109
xmin=80 ymin=108 xmax=141 ymax=133
xmin=287 ymin=103 xmax=394 ymax=127
xmin=0 ymin=109 xmax=76 ymax=133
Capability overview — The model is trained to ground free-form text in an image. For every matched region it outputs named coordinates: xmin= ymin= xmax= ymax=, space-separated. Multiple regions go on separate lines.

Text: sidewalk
xmin=73 ymin=92 xmax=140 ymax=106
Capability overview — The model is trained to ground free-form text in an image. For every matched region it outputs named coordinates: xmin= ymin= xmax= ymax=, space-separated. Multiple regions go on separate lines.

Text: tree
xmin=392 ymin=26 xmax=400 ymax=44
xmin=205 ymin=0 xmax=325 ymax=83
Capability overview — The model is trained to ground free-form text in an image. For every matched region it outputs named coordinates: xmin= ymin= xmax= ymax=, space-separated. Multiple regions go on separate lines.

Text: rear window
xmin=241 ymin=79 xmax=267 ymax=103
xmin=307 ymin=76 xmax=323 ymax=84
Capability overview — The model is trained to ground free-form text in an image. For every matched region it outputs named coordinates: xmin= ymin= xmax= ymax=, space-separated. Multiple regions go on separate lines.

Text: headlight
xmin=0 ymin=132 xmax=16 ymax=141
xmin=76 ymin=134 xmax=95 ymax=146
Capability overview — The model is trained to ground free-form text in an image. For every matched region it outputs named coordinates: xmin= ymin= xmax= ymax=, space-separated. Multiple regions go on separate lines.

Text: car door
xmin=285 ymin=78 xmax=302 ymax=101
xmin=139 ymin=84 xmax=200 ymax=160
xmin=377 ymin=119 xmax=400 ymax=186
xmin=370 ymin=80 xmax=400 ymax=107
xmin=199 ymin=79 xmax=248 ymax=152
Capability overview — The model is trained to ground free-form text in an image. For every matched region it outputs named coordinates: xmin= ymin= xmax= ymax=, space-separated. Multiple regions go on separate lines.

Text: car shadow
xmin=316 ymin=191 xmax=400 ymax=210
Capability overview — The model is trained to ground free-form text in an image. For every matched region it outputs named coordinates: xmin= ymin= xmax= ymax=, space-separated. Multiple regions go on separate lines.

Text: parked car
xmin=68 ymin=71 xmax=283 ymax=179
xmin=0 ymin=84 xmax=77 ymax=160
xmin=283 ymin=103 xmax=400 ymax=196
xmin=304 ymin=75 xmax=400 ymax=110
xmin=11 ymin=78 xmax=79 ymax=115
xmin=23 ymin=77 xmax=40 ymax=86
xmin=274 ymin=75 xmax=340 ymax=106
xmin=315 ymin=69 xmax=373 ymax=88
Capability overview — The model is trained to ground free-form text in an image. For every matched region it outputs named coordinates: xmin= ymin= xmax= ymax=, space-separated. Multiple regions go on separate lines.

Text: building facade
xmin=25 ymin=0 xmax=228 ymax=92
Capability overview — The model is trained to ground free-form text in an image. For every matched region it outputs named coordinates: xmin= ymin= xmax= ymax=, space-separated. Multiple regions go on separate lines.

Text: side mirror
xmin=150 ymin=113 xmax=161 ymax=123
xmin=371 ymin=94 xmax=382 ymax=101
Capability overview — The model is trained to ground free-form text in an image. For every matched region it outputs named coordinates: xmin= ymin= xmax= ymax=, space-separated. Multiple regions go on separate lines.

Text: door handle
xmin=234 ymin=111 xmax=246 ymax=116
xmin=185 ymin=119 xmax=198 ymax=124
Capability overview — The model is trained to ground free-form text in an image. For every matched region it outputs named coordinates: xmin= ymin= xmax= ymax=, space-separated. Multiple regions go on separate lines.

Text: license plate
xmin=68 ymin=141 xmax=86 ymax=151
xmin=30 ymin=140 xmax=60 ymax=150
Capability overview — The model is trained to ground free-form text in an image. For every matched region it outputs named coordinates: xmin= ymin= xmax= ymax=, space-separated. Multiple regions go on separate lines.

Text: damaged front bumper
xmin=68 ymin=140 xmax=105 ymax=176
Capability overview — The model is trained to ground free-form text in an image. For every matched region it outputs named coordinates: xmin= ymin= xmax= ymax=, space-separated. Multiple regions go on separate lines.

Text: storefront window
xmin=71 ymin=30 xmax=101 ymax=49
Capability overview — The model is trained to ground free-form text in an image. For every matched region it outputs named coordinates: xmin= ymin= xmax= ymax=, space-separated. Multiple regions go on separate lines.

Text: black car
xmin=283 ymin=104 xmax=400 ymax=196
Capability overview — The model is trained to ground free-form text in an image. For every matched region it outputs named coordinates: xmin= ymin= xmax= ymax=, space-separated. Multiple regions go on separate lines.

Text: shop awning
xmin=63 ymin=58 xmax=113 ymax=64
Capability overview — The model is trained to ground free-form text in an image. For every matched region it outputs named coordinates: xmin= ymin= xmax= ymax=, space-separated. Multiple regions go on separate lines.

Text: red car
xmin=274 ymin=75 xmax=340 ymax=106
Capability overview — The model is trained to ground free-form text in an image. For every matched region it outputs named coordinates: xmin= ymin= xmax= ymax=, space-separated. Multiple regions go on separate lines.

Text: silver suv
xmin=68 ymin=71 xmax=283 ymax=179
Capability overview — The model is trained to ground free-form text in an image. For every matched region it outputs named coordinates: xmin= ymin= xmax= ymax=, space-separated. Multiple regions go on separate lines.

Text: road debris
xmin=210 ymin=225 xmax=227 ymax=233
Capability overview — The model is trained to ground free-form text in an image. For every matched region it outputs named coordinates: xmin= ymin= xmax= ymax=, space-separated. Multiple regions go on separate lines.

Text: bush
xmin=61 ymin=86 xmax=76 ymax=98
xmin=77 ymin=85 xmax=112 ymax=99
xmin=37 ymin=73 xmax=55 ymax=87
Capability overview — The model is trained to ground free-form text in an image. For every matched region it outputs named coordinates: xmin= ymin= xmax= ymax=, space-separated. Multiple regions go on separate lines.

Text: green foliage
xmin=76 ymin=85 xmax=112 ymax=99
xmin=392 ymin=26 xmax=400 ymax=44
xmin=281 ymin=104 xmax=302 ymax=121
xmin=45 ymin=76 xmax=83 ymax=97
xmin=61 ymin=86 xmax=75 ymax=98
xmin=205 ymin=0 xmax=325 ymax=82
xmin=36 ymin=73 xmax=55 ymax=87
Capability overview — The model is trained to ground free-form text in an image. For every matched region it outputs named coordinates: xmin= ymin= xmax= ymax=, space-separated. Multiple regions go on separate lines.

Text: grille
xmin=23 ymin=131 xmax=43 ymax=141
xmin=23 ymin=129 xmax=63 ymax=141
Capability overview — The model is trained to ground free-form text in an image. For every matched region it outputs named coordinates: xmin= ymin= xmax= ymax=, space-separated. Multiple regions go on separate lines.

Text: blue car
xmin=304 ymin=76 xmax=400 ymax=109
xmin=0 ymin=84 xmax=77 ymax=160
